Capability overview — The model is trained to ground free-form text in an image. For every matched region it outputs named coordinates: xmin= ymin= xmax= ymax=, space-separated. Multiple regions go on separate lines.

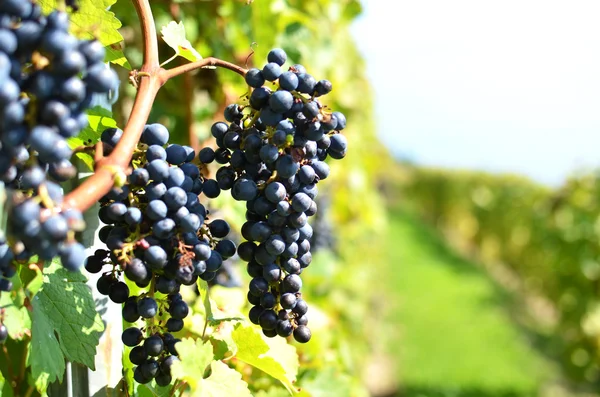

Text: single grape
xmin=169 ymin=300 xmax=189 ymax=320
xmin=137 ymin=297 xmax=158 ymax=318
xmin=293 ymin=325 xmax=311 ymax=343
xmin=278 ymin=71 xmax=298 ymax=91
xmin=267 ymin=48 xmax=287 ymax=66
xmin=144 ymin=335 xmax=164 ymax=357
xmin=122 ymin=327 xmax=143 ymax=347
xmin=245 ymin=68 xmax=264 ymax=88
xmin=129 ymin=346 xmax=148 ymax=365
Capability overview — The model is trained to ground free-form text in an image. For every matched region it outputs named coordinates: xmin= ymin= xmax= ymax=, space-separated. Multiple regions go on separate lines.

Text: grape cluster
xmin=199 ymin=48 xmax=348 ymax=343
xmin=0 ymin=0 xmax=119 ymax=279
xmin=86 ymin=123 xmax=236 ymax=384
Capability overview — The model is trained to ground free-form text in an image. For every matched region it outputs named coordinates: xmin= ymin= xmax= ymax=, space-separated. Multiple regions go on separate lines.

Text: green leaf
xmin=122 ymin=346 xmax=135 ymax=396
xmin=1 ymin=379 xmax=14 ymax=397
xmin=196 ymin=280 xmax=243 ymax=327
xmin=209 ymin=321 xmax=238 ymax=360
xmin=0 ymin=338 xmax=29 ymax=395
xmin=198 ymin=361 xmax=252 ymax=397
xmin=197 ymin=279 xmax=213 ymax=321
xmin=231 ymin=324 xmax=299 ymax=394
xmin=0 ymin=290 xmax=30 ymax=341
xmin=19 ymin=263 xmax=43 ymax=297
xmin=39 ymin=0 xmax=123 ymax=47
xmin=161 ymin=21 xmax=203 ymax=63
xmin=255 ymin=387 xmax=297 ymax=397
xmin=171 ymin=338 xmax=214 ymax=389
xmin=105 ymin=45 xmax=131 ymax=70
xmin=136 ymin=383 xmax=172 ymax=397
xmin=301 ymin=367 xmax=363 ymax=397
xmin=29 ymin=310 xmax=65 ymax=392
xmin=67 ymin=106 xmax=118 ymax=170
xmin=28 ymin=262 xmax=104 ymax=391
xmin=171 ymin=338 xmax=251 ymax=396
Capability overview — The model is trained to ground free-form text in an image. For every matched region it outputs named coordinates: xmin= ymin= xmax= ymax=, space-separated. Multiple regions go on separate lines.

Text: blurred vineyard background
xmin=107 ymin=0 xmax=600 ymax=396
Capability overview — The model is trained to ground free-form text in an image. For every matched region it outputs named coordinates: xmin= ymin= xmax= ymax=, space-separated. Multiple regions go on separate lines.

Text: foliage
xmin=396 ymin=164 xmax=600 ymax=390
xmin=0 ymin=0 xmax=390 ymax=396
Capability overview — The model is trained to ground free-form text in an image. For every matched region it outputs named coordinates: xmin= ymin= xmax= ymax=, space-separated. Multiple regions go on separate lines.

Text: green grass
xmin=384 ymin=209 xmax=552 ymax=396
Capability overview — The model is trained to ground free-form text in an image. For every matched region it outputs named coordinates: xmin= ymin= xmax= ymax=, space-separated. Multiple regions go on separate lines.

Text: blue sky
xmin=351 ymin=0 xmax=600 ymax=186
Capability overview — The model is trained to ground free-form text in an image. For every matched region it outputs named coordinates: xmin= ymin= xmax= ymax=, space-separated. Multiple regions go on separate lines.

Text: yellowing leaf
xmin=161 ymin=21 xmax=203 ymax=63
xmin=198 ymin=361 xmax=252 ymax=397
xmin=171 ymin=338 xmax=213 ymax=389
xmin=232 ymin=324 xmax=300 ymax=394
xmin=171 ymin=337 xmax=251 ymax=396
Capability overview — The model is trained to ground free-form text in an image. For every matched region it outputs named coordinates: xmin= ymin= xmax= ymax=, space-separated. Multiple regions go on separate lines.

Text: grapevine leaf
xmin=255 ymin=387 xmax=301 ymax=397
xmin=300 ymin=367 xmax=357 ymax=397
xmin=136 ymin=384 xmax=172 ymax=397
xmin=67 ymin=106 xmax=118 ymax=170
xmin=0 ymin=286 xmax=30 ymax=340
xmin=170 ymin=338 xmax=251 ymax=396
xmin=197 ymin=279 xmax=213 ymax=321
xmin=1 ymin=380 xmax=14 ymax=397
xmin=38 ymin=0 xmax=123 ymax=47
xmin=122 ymin=347 xmax=135 ymax=396
xmin=209 ymin=321 xmax=238 ymax=360
xmin=19 ymin=263 xmax=43 ymax=297
xmin=231 ymin=324 xmax=300 ymax=394
xmin=105 ymin=45 xmax=131 ymax=70
xmin=29 ymin=262 xmax=104 ymax=391
xmin=29 ymin=311 xmax=64 ymax=392
xmin=198 ymin=361 xmax=252 ymax=397
xmin=160 ymin=21 xmax=202 ymax=62
xmin=171 ymin=338 xmax=214 ymax=389
xmin=0 ymin=339 xmax=29 ymax=394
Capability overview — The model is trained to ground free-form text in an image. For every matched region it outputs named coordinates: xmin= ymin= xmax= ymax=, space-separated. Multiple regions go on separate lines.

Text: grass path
xmin=384 ymin=209 xmax=552 ymax=396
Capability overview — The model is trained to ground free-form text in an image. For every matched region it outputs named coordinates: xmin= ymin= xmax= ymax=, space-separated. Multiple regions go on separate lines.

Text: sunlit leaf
xmin=161 ymin=21 xmax=203 ymax=63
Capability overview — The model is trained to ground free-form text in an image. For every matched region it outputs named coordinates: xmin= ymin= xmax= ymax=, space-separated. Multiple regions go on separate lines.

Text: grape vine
xmin=0 ymin=0 xmax=353 ymax=394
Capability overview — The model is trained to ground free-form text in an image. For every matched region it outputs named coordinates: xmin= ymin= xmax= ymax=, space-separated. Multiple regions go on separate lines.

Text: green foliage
xmin=232 ymin=324 xmax=299 ymax=393
xmin=67 ymin=106 xmax=118 ymax=170
xmin=397 ymin=165 xmax=600 ymax=389
xmin=0 ymin=277 xmax=31 ymax=341
xmin=172 ymin=338 xmax=252 ymax=396
xmin=29 ymin=262 xmax=104 ymax=392
xmin=39 ymin=0 xmax=130 ymax=68
xmin=160 ymin=21 xmax=203 ymax=63
xmin=0 ymin=0 xmax=389 ymax=395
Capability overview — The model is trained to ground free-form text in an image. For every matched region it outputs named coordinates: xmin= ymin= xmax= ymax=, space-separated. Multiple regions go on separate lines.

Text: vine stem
xmin=158 ymin=57 xmax=247 ymax=83
xmin=23 ymin=385 xmax=34 ymax=397
xmin=2 ymin=345 xmax=15 ymax=383
xmin=62 ymin=0 xmax=248 ymax=212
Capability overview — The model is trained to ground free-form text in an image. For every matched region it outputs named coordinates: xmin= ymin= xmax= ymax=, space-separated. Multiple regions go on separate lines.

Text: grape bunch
xmin=0 ymin=0 xmax=119 ymax=281
xmin=86 ymin=123 xmax=236 ymax=385
xmin=199 ymin=48 xmax=348 ymax=343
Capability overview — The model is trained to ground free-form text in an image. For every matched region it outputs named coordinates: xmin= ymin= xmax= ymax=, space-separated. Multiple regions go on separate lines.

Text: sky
xmin=350 ymin=0 xmax=600 ymax=186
